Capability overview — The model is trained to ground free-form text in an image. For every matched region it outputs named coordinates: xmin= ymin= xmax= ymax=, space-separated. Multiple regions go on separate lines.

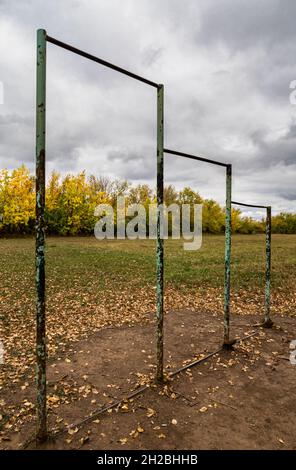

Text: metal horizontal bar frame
xmin=36 ymin=28 xmax=164 ymax=445
xmin=231 ymin=201 xmax=270 ymax=210
xmin=164 ymin=146 xmax=233 ymax=346
xmin=46 ymin=35 xmax=159 ymax=88
xmin=164 ymin=148 xmax=229 ymax=168
xmin=232 ymin=200 xmax=273 ymax=328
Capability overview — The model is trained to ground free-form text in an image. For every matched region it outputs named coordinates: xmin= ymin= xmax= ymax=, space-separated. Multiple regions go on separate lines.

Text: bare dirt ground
xmin=1 ymin=309 xmax=296 ymax=450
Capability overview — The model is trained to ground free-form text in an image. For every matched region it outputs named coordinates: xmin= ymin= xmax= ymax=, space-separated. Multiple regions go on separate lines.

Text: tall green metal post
xmin=223 ymin=164 xmax=232 ymax=347
xmin=263 ymin=206 xmax=273 ymax=327
xmin=36 ymin=28 xmax=47 ymax=443
xmin=156 ymin=84 xmax=164 ymax=382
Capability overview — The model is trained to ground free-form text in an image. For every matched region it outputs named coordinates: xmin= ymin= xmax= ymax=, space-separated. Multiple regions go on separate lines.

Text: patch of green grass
xmin=1 ymin=234 xmax=294 ymax=388
xmin=0 ymin=234 xmax=295 ymax=298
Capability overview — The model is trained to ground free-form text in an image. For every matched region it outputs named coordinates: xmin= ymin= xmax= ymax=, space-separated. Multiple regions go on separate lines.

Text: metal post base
xmin=222 ymin=338 xmax=237 ymax=350
xmin=261 ymin=318 xmax=274 ymax=329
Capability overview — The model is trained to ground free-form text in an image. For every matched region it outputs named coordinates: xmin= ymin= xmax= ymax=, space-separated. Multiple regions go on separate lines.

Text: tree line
xmin=0 ymin=165 xmax=295 ymax=235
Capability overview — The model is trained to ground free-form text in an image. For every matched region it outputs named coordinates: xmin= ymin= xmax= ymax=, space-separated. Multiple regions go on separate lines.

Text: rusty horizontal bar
xmin=231 ymin=201 xmax=270 ymax=209
xmin=164 ymin=148 xmax=229 ymax=167
xmin=46 ymin=35 xmax=159 ymax=88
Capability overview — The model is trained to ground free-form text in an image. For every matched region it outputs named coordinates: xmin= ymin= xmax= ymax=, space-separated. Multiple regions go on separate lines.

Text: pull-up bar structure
xmin=36 ymin=29 xmax=164 ymax=443
xmin=231 ymin=201 xmax=273 ymax=328
xmin=35 ymin=29 xmax=273 ymax=445
xmin=164 ymin=149 xmax=233 ymax=347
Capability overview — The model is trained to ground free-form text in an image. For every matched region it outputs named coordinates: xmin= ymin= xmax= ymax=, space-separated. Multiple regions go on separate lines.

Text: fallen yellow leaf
xmin=68 ymin=427 xmax=79 ymax=435
xmin=199 ymin=406 xmax=208 ymax=413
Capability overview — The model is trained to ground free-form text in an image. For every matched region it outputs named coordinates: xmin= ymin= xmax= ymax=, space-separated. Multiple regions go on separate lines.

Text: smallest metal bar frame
xmin=231 ymin=201 xmax=269 ymax=210
xmin=164 ymin=148 xmax=233 ymax=346
xmin=231 ymin=201 xmax=273 ymax=328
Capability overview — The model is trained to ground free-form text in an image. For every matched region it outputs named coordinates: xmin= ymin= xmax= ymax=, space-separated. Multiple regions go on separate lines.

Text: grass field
xmin=1 ymin=233 xmax=295 ymax=291
xmin=0 ymin=234 xmax=295 ymax=448
xmin=1 ymin=234 xmax=295 ymax=385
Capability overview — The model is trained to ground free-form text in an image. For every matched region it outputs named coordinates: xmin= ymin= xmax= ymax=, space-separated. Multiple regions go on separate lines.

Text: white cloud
xmin=0 ymin=0 xmax=295 ymax=213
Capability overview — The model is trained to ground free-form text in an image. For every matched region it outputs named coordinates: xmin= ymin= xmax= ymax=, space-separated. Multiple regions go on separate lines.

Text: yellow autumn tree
xmin=0 ymin=165 xmax=294 ymax=235
xmin=0 ymin=165 xmax=35 ymax=233
xmin=57 ymin=171 xmax=110 ymax=235
xmin=231 ymin=207 xmax=243 ymax=233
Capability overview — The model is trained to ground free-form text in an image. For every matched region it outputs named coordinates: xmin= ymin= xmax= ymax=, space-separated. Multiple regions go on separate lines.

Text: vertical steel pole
xmin=36 ymin=28 xmax=47 ymax=443
xmin=156 ymin=84 xmax=164 ymax=382
xmin=223 ymin=164 xmax=232 ymax=347
xmin=263 ymin=206 xmax=273 ymax=327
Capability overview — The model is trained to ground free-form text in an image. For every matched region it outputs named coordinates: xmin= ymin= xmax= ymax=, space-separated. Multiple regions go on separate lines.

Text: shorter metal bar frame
xmin=45 ymin=34 xmax=164 ymax=382
xmin=164 ymin=148 xmax=233 ymax=346
xmin=231 ymin=201 xmax=273 ymax=327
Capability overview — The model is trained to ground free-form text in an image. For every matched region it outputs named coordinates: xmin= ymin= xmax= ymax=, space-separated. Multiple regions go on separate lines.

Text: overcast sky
xmin=0 ymin=0 xmax=296 ymax=216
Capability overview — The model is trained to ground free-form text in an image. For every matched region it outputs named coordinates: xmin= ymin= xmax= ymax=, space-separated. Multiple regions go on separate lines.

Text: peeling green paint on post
xmin=156 ymin=84 xmax=164 ymax=382
xmin=263 ymin=206 xmax=273 ymax=328
xmin=36 ymin=28 xmax=47 ymax=443
xmin=223 ymin=164 xmax=232 ymax=346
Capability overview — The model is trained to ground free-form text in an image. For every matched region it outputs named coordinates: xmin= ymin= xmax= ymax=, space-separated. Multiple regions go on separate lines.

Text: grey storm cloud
xmin=0 ymin=0 xmax=295 ymax=213
xmin=107 ymin=147 xmax=155 ymax=180
xmin=195 ymin=0 xmax=296 ymax=50
xmin=279 ymin=190 xmax=296 ymax=201
xmin=247 ymin=123 xmax=296 ymax=169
